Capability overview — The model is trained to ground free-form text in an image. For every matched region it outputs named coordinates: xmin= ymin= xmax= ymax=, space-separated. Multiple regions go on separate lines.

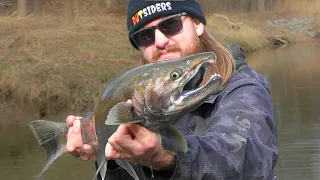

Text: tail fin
xmin=115 ymin=160 xmax=140 ymax=180
xmin=93 ymin=157 xmax=107 ymax=180
xmin=28 ymin=120 xmax=69 ymax=178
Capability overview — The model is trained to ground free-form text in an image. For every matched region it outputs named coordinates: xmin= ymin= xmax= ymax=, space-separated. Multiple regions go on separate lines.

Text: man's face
xmin=138 ymin=15 xmax=204 ymax=63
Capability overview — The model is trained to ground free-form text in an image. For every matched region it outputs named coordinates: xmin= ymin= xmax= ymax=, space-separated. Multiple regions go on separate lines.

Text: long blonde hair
xmin=199 ymin=27 xmax=235 ymax=85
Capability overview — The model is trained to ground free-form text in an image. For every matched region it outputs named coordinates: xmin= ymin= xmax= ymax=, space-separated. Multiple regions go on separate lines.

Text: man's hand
xmin=105 ymin=124 xmax=176 ymax=171
xmin=66 ymin=115 xmax=96 ymax=161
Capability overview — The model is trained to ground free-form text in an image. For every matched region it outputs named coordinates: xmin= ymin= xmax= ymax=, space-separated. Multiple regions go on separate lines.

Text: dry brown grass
xmin=0 ymin=13 xmax=274 ymax=120
xmin=206 ymin=13 xmax=270 ymax=52
xmin=1 ymin=0 xmax=319 ymax=122
xmin=0 ymin=15 xmax=140 ymax=117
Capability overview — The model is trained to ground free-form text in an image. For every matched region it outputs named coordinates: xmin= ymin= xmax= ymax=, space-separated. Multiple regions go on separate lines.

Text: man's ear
xmin=194 ymin=19 xmax=204 ymax=36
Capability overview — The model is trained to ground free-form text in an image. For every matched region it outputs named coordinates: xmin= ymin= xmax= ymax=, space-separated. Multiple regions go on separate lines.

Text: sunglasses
xmin=130 ymin=12 xmax=187 ymax=48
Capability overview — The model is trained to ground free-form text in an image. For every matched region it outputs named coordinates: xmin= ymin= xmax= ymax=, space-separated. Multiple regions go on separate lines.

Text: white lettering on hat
xmin=143 ymin=8 xmax=148 ymax=17
xmin=161 ymin=3 xmax=167 ymax=10
xmin=150 ymin=5 xmax=156 ymax=14
xmin=132 ymin=2 xmax=172 ymax=25
xmin=166 ymin=2 xmax=172 ymax=10
xmin=156 ymin=3 xmax=161 ymax=12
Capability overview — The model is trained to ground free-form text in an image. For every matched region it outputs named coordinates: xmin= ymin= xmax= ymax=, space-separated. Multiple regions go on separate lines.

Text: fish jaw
xmin=170 ymin=73 xmax=222 ymax=111
xmin=166 ymin=56 xmax=223 ymax=115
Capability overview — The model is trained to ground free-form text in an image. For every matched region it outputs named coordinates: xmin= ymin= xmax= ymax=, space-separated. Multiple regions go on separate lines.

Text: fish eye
xmin=170 ymin=68 xmax=182 ymax=80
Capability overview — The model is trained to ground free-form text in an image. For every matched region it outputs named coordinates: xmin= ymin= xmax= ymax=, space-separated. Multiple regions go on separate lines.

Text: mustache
xmin=152 ymin=45 xmax=181 ymax=61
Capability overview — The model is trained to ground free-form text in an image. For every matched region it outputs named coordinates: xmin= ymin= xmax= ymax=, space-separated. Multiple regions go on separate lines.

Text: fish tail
xmin=28 ymin=120 xmax=69 ymax=178
xmin=94 ymin=152 xmax=109 ymax=180
xmin=115 ymin=160 xmax=140 ymax=180
xmin=93 ymin=158 xmax=107 ymax=180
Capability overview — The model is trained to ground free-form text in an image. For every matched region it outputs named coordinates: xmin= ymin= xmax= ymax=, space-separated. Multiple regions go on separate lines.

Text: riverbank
xmin=0 ymin=12 xmax=319 ymax=125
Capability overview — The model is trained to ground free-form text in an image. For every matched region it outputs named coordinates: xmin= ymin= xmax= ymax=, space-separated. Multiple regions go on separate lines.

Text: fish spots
xmin=132 ymin=85 xmax=147 ymax=116
xmin=155 ymin=77 xmax=162 ymax=86
xmin=141 ymin=72 xmax=149 ymax=77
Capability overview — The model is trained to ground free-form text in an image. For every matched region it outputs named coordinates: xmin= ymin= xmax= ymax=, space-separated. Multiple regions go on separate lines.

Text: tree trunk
xmin=18 ymin=0 xmax=27 ymax=17
xmin=105 ymin=0 xmax=112 ymax=8
xmin=34 ymin=0 xmax=40 ymax=15
xmin=258 ymin=0 xmax=265 ymax=11
xmin=64 ymin=0 xmax=74 ymax=20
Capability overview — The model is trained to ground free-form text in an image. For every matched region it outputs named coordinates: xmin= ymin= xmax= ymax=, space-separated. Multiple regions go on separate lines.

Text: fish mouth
xmin=181 ymin=59 xmax=215 ymax=96
xmin=165 ymin=53 xmax=222 ymax=116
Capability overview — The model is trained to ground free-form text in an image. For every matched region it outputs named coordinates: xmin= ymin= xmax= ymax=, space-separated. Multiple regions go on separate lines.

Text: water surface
xmin=247 ymin=42 xmax=320 ymax=179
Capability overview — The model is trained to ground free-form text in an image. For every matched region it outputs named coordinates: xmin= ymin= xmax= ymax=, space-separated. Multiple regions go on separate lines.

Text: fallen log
xmin=267 ymin=36 xmax=289 ymax=46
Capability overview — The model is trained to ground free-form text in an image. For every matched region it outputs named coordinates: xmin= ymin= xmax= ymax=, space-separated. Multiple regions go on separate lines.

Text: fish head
xmin=132 ymin=52 xmax=223 ymax=124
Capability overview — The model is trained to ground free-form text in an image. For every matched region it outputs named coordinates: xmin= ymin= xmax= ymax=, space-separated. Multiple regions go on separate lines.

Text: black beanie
xmin=127 ymin=0 xmax=206 ymax=49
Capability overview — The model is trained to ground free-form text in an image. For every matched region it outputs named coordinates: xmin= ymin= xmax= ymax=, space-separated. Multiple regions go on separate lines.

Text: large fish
xmin=28 ymin=52 xmax=223 ymax=180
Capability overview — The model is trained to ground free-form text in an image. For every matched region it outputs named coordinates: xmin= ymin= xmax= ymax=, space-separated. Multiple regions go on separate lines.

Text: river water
xmin=247 ymin=42 xmax=320 ymax=179
xmin=0 ymin=42 xmax=319 ymax=179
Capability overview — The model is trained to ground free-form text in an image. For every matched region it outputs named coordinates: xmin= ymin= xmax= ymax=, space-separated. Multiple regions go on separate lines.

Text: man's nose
xmin=154 ymin=29 xmax=169 ymax=48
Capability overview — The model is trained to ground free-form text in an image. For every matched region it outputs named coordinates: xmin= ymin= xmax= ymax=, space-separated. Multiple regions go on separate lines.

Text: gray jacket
xmin=97 ymin=44 xmax=278 ymax=180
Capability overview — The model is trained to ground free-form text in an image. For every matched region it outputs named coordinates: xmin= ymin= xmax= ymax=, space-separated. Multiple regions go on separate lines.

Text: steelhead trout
xmin=28 ymin=52 xmax=223 ymax=180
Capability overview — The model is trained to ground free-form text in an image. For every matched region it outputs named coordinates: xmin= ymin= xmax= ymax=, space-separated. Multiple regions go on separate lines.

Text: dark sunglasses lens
xmin=159 ymin=16 xmax=183 ymax=36
xmin=132 ymin=28 xmax=154 ymax=47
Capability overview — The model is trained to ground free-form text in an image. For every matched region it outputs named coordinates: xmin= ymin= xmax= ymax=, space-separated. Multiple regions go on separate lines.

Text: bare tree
xmin=105 ymin=0 xmax=112 ymax=8
xmin=63 ymin=0 xmax=74 ymax=19
xmin=258 ymin=0 xmax=265 ymax=11
xmin=105 ymin=0 xmax=127 ymax=9
xmin=18 ymin=0 xmax=27 ymax=16
xmin=33 ymin=0 xmax=40 ymax=15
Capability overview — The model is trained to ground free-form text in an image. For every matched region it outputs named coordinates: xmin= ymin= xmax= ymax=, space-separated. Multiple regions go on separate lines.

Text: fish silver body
xmin=28 ymin=52 xmax=223 ymax=180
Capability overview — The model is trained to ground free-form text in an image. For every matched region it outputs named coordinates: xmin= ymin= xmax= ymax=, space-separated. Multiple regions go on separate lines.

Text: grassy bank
xmin=0 ymin=15 xmax=141 ymax=119
xmin=0 ymin=9 xmax=318 ymax=123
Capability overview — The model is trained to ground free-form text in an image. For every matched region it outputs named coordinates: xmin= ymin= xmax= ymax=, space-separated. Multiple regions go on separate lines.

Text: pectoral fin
xmin=159 ymin=125 xmax=187 ymax=154
xmin=105 ymin=102 xmax=144 ymax=125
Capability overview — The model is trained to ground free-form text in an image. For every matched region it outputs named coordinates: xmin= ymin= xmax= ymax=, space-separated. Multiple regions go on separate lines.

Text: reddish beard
xmin=146 ymin=34 xmax=201 ymax=63
xmin=151 ymin=45 xmax=181 ymax=61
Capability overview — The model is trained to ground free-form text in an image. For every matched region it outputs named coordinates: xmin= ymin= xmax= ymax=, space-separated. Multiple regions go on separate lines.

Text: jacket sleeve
xmin=149 ymin=74 xmax=278 ymax=180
